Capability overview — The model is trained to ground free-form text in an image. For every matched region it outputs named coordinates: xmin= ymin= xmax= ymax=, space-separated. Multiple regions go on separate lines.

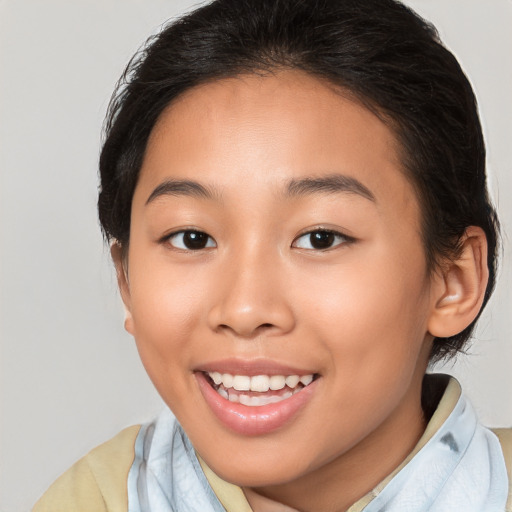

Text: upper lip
xmin=195 ymin=358 xmax=318 ymax=376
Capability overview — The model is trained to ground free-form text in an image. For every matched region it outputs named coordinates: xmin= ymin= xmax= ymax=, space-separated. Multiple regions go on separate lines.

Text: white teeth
xmin=232 ymin=375 xmax=251 ymax=391
xmin=269 ymin=375 xmax=286 ymax=390
xmin=211 ymin=372 xmax=222 ymax=385
xmin=250 ymin=375 xmax=270 ymax=392
xmin=211 ymin=372 xmax=315 ymax=406
xmin=207 ymin=372 xmax=315 ymax=391
xmin=285 ymin=375 xmax=300 ymax=388
xmin=238 ymin=391 xmax=294 ymax=407
xmin=222 ymin=373 xmax=233 ymax=388
xmin=300 ymin=375 xmax=313 ymax=386
xmin=239 ymin=394 xmax=252 ymax=406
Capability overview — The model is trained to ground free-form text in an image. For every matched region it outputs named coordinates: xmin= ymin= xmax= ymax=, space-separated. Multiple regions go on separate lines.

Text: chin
xmin=201 ymin=443 xmax=316 ymax=488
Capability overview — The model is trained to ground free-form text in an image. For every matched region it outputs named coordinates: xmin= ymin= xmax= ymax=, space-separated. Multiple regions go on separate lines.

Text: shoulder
xmin=492 ymin=428 xmax=512 ymax=512
xmin=33 ymin=425 xmax=141 ymax=512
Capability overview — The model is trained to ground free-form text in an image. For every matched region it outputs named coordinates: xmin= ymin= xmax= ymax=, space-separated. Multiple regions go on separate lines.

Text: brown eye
xmin=293 ymin=230 xmax=348 ymax=250
xmin=309 ymin=231 xmax=335 ymax=249
xmin=168 ymin=230 xmax=216 ymax=250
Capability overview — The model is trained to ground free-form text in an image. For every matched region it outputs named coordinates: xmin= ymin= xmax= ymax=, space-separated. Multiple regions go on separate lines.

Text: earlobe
xmin=110 ymin=242 xmax=135 ymax=335
xmin=427 ymin=227 xmax=489 ymax=338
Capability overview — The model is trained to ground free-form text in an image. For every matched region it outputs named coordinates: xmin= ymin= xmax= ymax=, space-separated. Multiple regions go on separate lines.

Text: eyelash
xmin=162 ymin=228 xmax=354 ymax=252
xmin=164 ymin=230 xmax=217 ymax=251
xmin=292 ymin=228 xmax=354 ymax=251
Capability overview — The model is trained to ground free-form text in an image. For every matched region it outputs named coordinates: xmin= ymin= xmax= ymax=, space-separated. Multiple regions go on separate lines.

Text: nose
xmin=207 ymin=249 xmax=296 ymax=339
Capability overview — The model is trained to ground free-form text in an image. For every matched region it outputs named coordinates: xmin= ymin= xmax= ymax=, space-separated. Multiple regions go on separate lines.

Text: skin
xmin=114 ymin=70 xmax=488 ymax=511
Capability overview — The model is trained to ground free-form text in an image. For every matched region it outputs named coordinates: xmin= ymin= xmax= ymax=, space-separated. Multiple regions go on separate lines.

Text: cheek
xmin=131 ymin=278 xmax=196 ymax=341
xmin=126 ymin=254 xmax=211 ymax=384
xmin=288 ymin=253 xmax=430 ymax=446
xmin=295 ymin=244 xmax=430 ymax=371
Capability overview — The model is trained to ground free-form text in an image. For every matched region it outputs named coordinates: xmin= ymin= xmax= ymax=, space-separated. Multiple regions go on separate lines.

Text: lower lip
xmin=195 ymin=372 xmax=318 ymax=436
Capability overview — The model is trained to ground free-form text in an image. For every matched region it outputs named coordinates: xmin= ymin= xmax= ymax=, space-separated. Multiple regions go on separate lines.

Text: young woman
xmin=34 ymin=0 xmax=511 ymax=510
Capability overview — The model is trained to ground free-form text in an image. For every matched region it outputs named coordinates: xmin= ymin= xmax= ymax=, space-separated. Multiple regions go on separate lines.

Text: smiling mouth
xmin=204 ymin=371 xmax=317 ymax=407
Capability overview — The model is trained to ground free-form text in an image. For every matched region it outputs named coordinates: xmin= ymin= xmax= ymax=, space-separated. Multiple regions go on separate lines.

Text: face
xmin=119 ymin=71 xmax=437 ymax=490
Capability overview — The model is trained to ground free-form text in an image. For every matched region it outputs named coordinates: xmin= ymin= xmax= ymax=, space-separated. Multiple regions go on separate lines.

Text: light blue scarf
xmin=127 ymin=378 xmax=508 ymax=512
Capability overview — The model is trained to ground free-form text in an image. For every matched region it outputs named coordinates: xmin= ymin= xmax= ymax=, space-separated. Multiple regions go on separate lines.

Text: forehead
xmin=136 ymin=70 xmax=419 ymax=220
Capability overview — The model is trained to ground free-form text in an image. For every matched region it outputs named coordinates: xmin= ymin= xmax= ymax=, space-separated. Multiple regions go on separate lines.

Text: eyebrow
xmin=145 ymin=173 xmax=375 ymax=205
xmin=285 ymin=174 xmax=375 ymax=201
xmin=145 ymin=179 xmax=221 ymax=205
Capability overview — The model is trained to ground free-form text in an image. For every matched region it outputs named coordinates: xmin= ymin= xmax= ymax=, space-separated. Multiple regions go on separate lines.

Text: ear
xmin=110 ymin=242 xmax=135 ymax=335
xmin=427 ymin=226 xmax=489 ymax=338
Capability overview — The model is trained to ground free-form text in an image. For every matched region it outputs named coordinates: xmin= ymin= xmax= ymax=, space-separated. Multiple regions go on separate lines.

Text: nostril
xmin=216 ymin=322 xmax=277 ymax=338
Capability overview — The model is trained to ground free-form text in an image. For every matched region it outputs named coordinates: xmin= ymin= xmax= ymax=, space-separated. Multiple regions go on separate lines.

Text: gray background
xmin=1 ymin=1 xmax=511 ymax=510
